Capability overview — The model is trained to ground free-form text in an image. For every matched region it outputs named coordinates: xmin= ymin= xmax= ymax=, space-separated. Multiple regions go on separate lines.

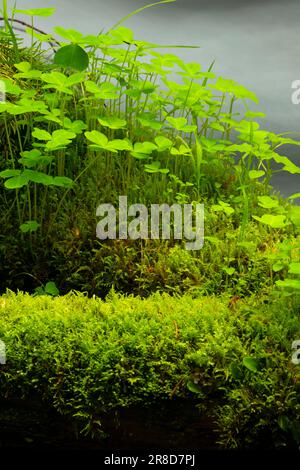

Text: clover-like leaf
xmin=32 ymin=128 xmax=52 ymax=141
xmin=85 ymin=130 xmax=108 ymax=147
xmin=44 ymin=281 xmax=60 ymax=296
xmin=0 ymin=169 xmax=22 ymax=178
xmin=252 ymin=214 xmax=288 ymax=229
xmin=85 ymin=81 xmax=119 ymax=100
xmin=276 ymin=279 xmax=300 ymax=290
xmin=54 ymin=44 xmax=89 ymax=72
xmin=13 ymin=8 xmax=56 ymax=16
xmin=249 ymin=170 xmax=265 ymax=179
xmin=53 ymin=27 xmax=84 ymax=43
xmin=98 ymin=116 xmax=127 ymax=129
xmin=288 ymin=263 xmax=300 ymax=275
xmin=53 ymin=176 xmax=73 ymax=187
xmin=144 ymin=161 xmax=169 ymax=174
xmin=155 ymin=136 xmax=172 ymax=152
xmin=258 ymin=196 xmax=279 ymax=209
xmin=4 ymin=174 xmax=29 ymax=189
xmin=20 ymin=220 xmax=40 ymax=233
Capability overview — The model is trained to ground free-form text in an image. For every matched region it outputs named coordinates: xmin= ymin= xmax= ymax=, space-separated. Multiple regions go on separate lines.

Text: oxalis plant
xmin=1 ymin=0 xmax=300 ymax=257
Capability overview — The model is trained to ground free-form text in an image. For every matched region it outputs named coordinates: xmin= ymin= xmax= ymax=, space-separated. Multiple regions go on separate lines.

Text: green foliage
xmin=0 ymin=1 xmax=300 ymax=302
xmin=54 ymin=44 xmax=89 ymax=71
xmin=1 ymin=2 xmax=299 ymax=234
xmin=1 ymin=0 xmax=300 ymax=451
xmin=34 ymin=281 xmax=60 ymax=296
xmin=0 ymin=1 xmax=300 ymax=297
xmin=0 ymin=291 xmax=299 ymax=447
xmin=12 ymin=8 xmax=56 ymax=17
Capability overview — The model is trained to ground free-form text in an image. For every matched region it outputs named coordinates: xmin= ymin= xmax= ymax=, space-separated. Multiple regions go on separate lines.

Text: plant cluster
xmin=1 ymin=2 xmax=300 ymax=296
xmin=1 ymin=0 xmax=300 ymax=450
xmin=0 ymin=291 xmax=300 ymax=447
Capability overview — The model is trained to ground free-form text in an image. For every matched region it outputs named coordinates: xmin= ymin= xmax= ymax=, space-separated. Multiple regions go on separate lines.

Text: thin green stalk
xmin=109 ymin=0 xmax=176 ymax=31
xmin=2 ymin=0 xmax=20 ymax=60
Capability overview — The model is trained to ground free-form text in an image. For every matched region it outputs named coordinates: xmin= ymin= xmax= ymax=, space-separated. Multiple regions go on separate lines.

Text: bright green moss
xmin=0 ymin=291 xmax=300 ymax=446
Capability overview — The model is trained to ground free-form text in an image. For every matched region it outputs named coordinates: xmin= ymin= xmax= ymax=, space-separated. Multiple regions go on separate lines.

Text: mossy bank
xmin=0 ymin=290 xmax=300 ymax=448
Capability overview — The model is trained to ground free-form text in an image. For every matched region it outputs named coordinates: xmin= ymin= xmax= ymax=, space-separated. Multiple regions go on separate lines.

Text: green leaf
xmin=32 ymin=128 xmax=52 ymax=141
xmin=20 ymin=220 xmax=40 ymax=233
xmin=170 ymin=143 xmax=192 ymax=156
xmin=144 ymin=161 xmax=169 ymax=174
xmin=209 ymin=77 xmax=259 ymax=103
xmin=44 ymin=281 xmax=59 ymax=296
xmin=86 ymin=82 xmax=119 ymax=100
xmin=257 ymin=196 xmax=279 ymax=209
xmin=54 ymin=44 xmax=89 ymax=71
xmin=107 ymin=139 xmax=133 ymax=152
xmin=66 ymin=72 xmax=86 ymax=87
xmin=130 ymin=152 xmax=149 ymax=160
xmin=41 ymin=71 xmax=67 ymax=88
xmin=13 ymin=8 xmax=56 ymax=16
xmin=53 ymin=27 xmax=83 ymax=43
xmin=166 ymin=116 xmax=187 ymax=130
xmin=34 ymin=287 xmax=46 ymax=296
xmin=0 ymin=169 xmax=21 ymax=178
xmin=252 ymin=214 xmax=288 ymax=229
xmin=4 ymin=175 xmax=29 ymax=189
xmin=98 ymin=116 xmax=127 ymax=129
xmin=223 ymin=267 xmax=235 ymax=276
xmin=155 ymin=136 xmax=172 ymax=152
xmin=249 ymin=170 xmax=265 ymax=179
xmin=245 ymin=111 xmax=266 ymax=119
xmin=211 ymin=201 xmax=234 ymax=216
xmin=101 ymin=83 xmax=119 ymax=100
xmin=225 ymin=143 xmax=253 ymax=154
xmin=209 ymin=122 xmax=225 ymax=132
xmin=110 ymin=26 xmax=135 ymax=44
xmin=14 ymin=62 xmax=42 ymax=79
xmin=63 ymin=118 xmax=87 ymax=134
xmin=272 ymin=262 xmax=284 ymax=272
xmin=288 ymin=206 xmax=300 ymax=230
xmin=53 ymin=177 xmax=73 ymax=187
xmin=242 ymin=357 xmax=260 ymax=372
xmin=131 ymin=142 xmax=157 ymax=156
xmin=85 ymin=131 xmax=131 ymax=153
xmin=288 ymin=193 xmax=300 ymax=201
xmin=14 ymin=61 xmax=32 ymax=73
xmin=85 ymin=130 xmax=108 ymax=147
xmin=272 ymin=154 xmax=300 ymax=175
xmin=166 ymin=116 xmax=196 ymax=132
xmin=52 ymin=129 xmax=76 ymax=141
xmin=85 ymin=80 xmax=101 ymax=94
xmin=288 ymin=263 xmax=300 ymax=275
xmin=19 ymin=154 xmax=53 ymax=168
xmin=138 ymin=115 xmax=162 ymax=130
xmin=23 ymin=170 xmax=54 ymax=185
xmin=0 ymin=79 xmax=21 ymax=96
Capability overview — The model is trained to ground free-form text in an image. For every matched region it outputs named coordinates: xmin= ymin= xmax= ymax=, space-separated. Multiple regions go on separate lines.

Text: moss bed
xmin=0 ymin=291 xmax=300 ymax=448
